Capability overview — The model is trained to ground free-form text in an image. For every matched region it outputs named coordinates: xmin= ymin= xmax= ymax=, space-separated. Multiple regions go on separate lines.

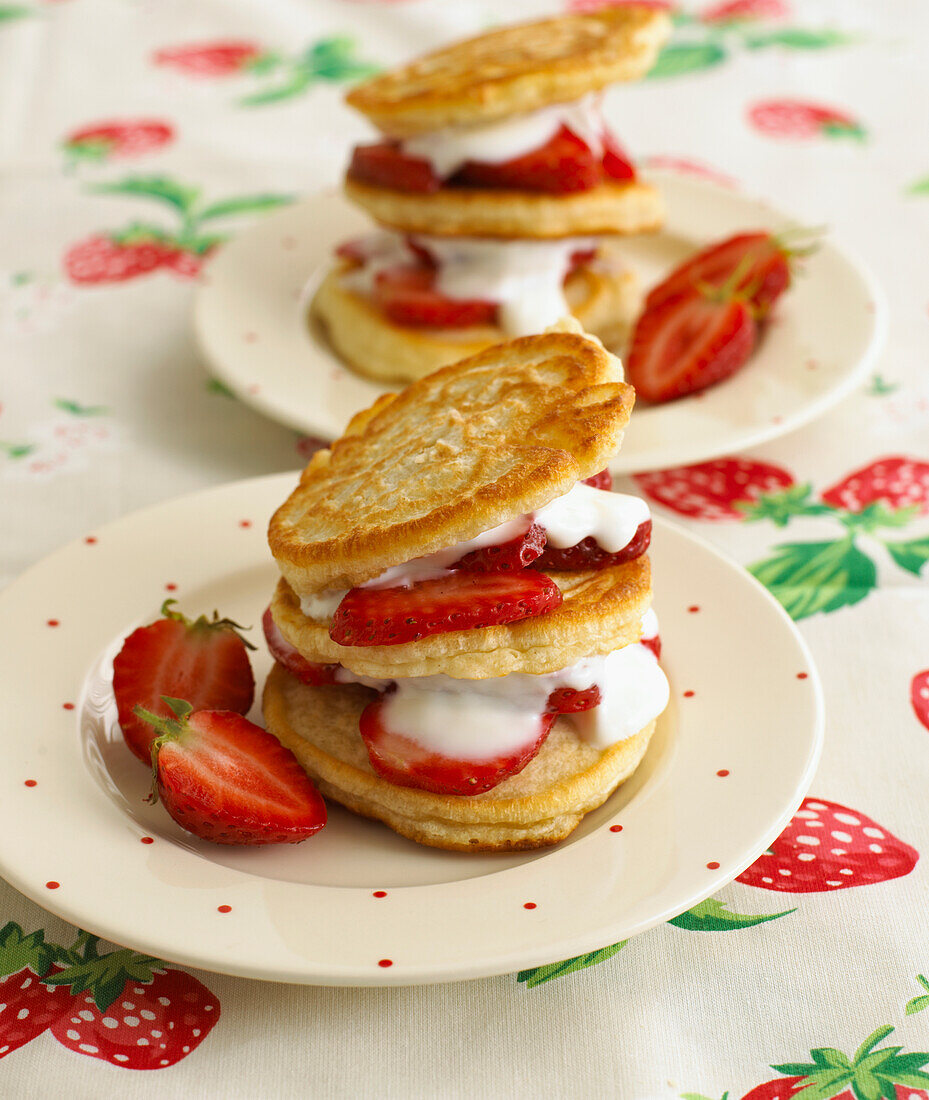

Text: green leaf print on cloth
xmin=666 ymin=898 xmax=795 ymax=931
xmin=516 ymin=942 xmax=627 ymax=988
xmin=906 ymin=975 xmax=929 ymax=1016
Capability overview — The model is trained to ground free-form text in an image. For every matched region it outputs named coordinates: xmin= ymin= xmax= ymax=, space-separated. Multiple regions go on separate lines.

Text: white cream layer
xmin=298 ymin=485 xmax=650 ymax=621
xmin=400 ymin=94 xmax=605 ymax=179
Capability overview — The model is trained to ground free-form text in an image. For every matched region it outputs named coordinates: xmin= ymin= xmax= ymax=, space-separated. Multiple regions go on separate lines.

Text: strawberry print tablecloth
xmin=2 ymin=1 xmax=929 ymax=1097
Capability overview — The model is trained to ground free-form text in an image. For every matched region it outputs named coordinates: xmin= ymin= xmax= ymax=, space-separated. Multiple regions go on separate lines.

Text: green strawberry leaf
xmin=736 ymin=483 xmax=833 ymax=528
xmin=516 ymin=941 xmax=626 ymax=987
xmin=302 ymin=36 xmax=379 ymax=81
xmin=90 ymin=176 xmax=201 ymax=215
xmin=667 ymin=897 xmax=795 ymax=931
xmin=884 ymin=535 xmax=929 ymax=578
xmin=748 ymin=536 xmax=876 ymax=620
xmin=0 ymin=5 xmax=30 ymax=21
xmin=45 ymin=944 xmax=163 ymax=1011
xmin=907 ymin=995 xmax=929 ymax=1015
xmin=822 ymin=121 xmax=867 ymax=142
xmin=646 ymin=42 xmax=728 ymax=80
xmin=206 ymin=377 xmax=235 ymax=398
xmin=243 ymin=51 xmax=282 ymax=76
xmin=909 ymin=177 xmax=929 ymax=196
xmin=867 ymin=373 xmax=899 ymax=396
xmin=743 ymin=28 xmax=852 ymax=50
xmin=840 ymin=500 xmax=919 ymax=533
xmin=54 ymin=397 xmax=108 ymax=417
xmin=198 ymin=193 xmax=293 ymax=222
xmin=0 ymin=441 xmax=36 ymax=458
xmin=0 ymin=921 xmax=57 ymax=979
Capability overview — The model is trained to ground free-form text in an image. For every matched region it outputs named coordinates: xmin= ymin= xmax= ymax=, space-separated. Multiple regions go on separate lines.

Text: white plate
xmin=0 ymin=473 xmax=823 ymax=986
xmin=194 ymin=174 xmax=886 ymax=472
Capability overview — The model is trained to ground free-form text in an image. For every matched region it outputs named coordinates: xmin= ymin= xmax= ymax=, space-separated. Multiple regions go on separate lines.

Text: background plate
xmin=0 ymin=473 xmax=823 ymax=985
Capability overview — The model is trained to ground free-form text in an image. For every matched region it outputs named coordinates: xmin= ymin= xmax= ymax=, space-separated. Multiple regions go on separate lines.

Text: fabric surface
xmin=2 ymin=1 xmax=928 ymax=1097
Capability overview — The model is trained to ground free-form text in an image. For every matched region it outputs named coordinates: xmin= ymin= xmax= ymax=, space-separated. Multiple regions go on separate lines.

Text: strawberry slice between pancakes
xmin=536 ymin=519 xmax=652 ymax=571
xmin=359 ymin=696 xmax=555 ymax=795
xmin=262 ymin=606 xmax=339 ymax=685
xmin=454 ymin=523 xmax=547 ymax=573
xmin=348 ymin=141 xmax=439 ymax=193
xmin=547 ymin=685 xmax=602 ymax=713
xmin=329 ymin=570 xmax=563 ymax=647
xmin=373 ymin=265 xmax=498 ymax=327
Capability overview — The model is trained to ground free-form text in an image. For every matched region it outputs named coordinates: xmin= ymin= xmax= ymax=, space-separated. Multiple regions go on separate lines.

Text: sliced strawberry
xmin=454 ymin=523 xmax=546 ymax=573
xmin=626 ymin=293 xmax=756 ymax=404
xmin=536 ymin=519 xmax=652 ymax=571
xmin=334 ymin=239 xmax=370 ymax=265
xmin=348 ymin=141 xmax=439 ymax=194
xmin=601 ymin=132 xmax=636 ymax=181
xmin=646 ymin=232 xmax=792 ymax=317
xmin=583 ymin=469 xmax=613 ymax=491
xmin=547 ymin=685 xmax=602 ymax=713
xmin=113 ymin=600 xmax=255 ymax=765
xmin=373 ymin=265 xmax=497 ymax=327
xmin=136 ymin=699 xmax=326 ymax=844
xmin=452 ymin=126 xmax=604 ymax=194
xmin=329 ymin=570 xmax=563 ymax=647
xmin=641 ymin=634 xmax=661 ymax=660
xmin=262 ymin=607 xmax=339 ymax=685
xmin=359 ymin=696 xmax=554 ymax=795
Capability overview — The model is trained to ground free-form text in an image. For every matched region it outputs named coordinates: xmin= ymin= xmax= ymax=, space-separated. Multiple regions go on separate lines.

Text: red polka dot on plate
xmin=243 ymin=332 xmax=258 ymax=343
xmin=523 ymin=902 xmax=537 ymax=910
xmin=47 ymin=619 xmax=60 ymax=628
xmin=716 ymin=769 xmax=729 ymax=778
xmin=378 ymin=959 xmax=393 ymax=968
xmin=683 ymin=690 xmax=695 ymax=698
xmin=797 ymin=672 xmax=808 ymax=680
xmin=217 ymin=905 xmax=232 ymax=914
xmin=165 ymin=583 xmax=177 ymax=591
xmin=46 ymin=881 xmax=60 ymax=890
xmin=62 ymin=702 xmax=74 ymax=711
xmin=24 ymin=779 xmax=37 ymax=788
xmin=281 ymin=236 xmax=297 ymax=250
xmin=140 ymin=836 xmax=154 ymax=845
xmin=246 ymin=384 xmax=260 ymax=396
xmin=372 ymin=891 xmax=387 ymax=898
xmin=239 ymin=520 xmax=252 ymax=529
xmin=706 ymin=861 xmax=720 ymax=870
xmin=688 ymin=605 xmax=700 ymax=613
xmin=609 ymin=824 xmax=623 ymax=833
xmin=84 ymin=536 xmax=97 ymax=545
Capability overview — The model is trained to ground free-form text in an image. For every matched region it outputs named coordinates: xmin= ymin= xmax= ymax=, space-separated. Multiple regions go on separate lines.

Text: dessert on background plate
xmin=262 ymin=320 xmax=669 ymax=851
xmin=312 ymin=5 xmax=671 ymax=383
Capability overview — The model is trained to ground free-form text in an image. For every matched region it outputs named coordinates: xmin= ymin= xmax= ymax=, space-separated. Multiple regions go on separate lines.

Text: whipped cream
xmin=535 ymin=483 xmax=650 ymax=552
xmin=401 ymin=94 xmax=605 ymax=179
xmin=335 ymin=620 xmax=669 ymax=758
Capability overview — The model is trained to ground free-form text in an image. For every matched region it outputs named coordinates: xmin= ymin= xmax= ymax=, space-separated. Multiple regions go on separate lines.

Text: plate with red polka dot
xmin=0 ymin=473 xmax=823 ymax=985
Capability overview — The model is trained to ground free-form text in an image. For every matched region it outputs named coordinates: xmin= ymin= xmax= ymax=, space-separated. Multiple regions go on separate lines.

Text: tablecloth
xmin=2 ymin=0 xmax=928 ymax=1096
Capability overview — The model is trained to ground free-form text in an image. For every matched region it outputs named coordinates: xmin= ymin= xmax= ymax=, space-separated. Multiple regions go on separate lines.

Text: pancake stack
xmin=312 ymin=7 xmax=671 ymax=383
xmin=263 ymin=322 xmax=669 ymax=851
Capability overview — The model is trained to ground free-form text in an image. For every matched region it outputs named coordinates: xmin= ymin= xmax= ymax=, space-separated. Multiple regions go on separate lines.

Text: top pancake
xmin=345 ymin=8 xmax=672 ymax=137
xmin=268 ymin=322 xmax=634 ymax=600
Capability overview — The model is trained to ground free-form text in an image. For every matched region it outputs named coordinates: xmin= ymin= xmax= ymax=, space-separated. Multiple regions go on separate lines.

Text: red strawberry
xmin=137 ymin=699 xmax=326 ymax=844
xmin=748 ymin=99 xmax=865 ymax=141
xmin=0 ymin=923 xmax=74 ymax=1059
xmin=112 ymin=599 xmax=255 ymax=764
xmin=583 ymin=469 xmax=613 ymax=491
xmin=535 ymin=519 xmax=651 ymax=571
xmin=47 ymin=938 xmax=220 ymax=1069
xmin=912 ymin=670 xmax=929 ymax=732
xmin=453 ymin=125 xmax=604 ymax=193
xmin=454 ymin=524 xmax=546 ymax=573
xmin=153 ymin=41 xmax=263 ymax=76
xmin=626 ymin=292 xmax=757 ymax=403
xmin=736 ymin=797 xmax=918 ymax=893
xmin=547 ymin=686 xmax=601 ymax=713
xmin=64 ymin=235 xmax=174 ymax=284
xmin=162 ymin=248 xmax=208 ymax=279
xmin=348 ymin=142 xmax=439 ymax=193
xmin=645 ymin=232 xmax=794 ymax=318
xmin=702 ymin=0 xmax=789 ymax=23
xmin=330 ymin=570 xmax=563 ymax=647
xmin=373 ymin=265 xmax=497 ymax=327
xmin=641 ymin=634 xmax=661 ymax=659
xmin=634 ymin=458 xmax=795 ymax=520
xmin=262 ymin=606 xmax=339 ymax=685
xmin=739 ymin=1026 xmax=929 ymax=1100
xmin=821 ymin=456 xmax=929 ymax=515
xmin=64 ymin=120 xmax=174 ymax=162
xmin=359 ymin=696 xmax=554 ymax=794
xmin=601 ymin=132 xmax=636 ymax=181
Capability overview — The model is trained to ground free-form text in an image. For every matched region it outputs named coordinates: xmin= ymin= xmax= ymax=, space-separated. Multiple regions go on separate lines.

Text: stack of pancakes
xmin=313 ymin=6 xmax=671 ymax=383
xmin=263 ymin=323 xmax=669 ymax=851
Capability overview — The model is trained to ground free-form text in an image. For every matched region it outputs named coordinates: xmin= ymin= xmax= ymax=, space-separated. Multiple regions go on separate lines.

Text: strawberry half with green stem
xmin=63 ymin=120 xmax=174 ymax=164
xmin=0 ymin=922 xmax=74 ymax=1059
xmin=46 ymin=930 xmax=219 ymax=1069
xmin=737 ymin=797 xmax=918 ymax=893
xmin=136 ymin=698 xmax=327 ymax=844
xmin=113 ymin=598 xmax=255 ymax=764
xmin=329 ymin=570 xmax=563 ymax=647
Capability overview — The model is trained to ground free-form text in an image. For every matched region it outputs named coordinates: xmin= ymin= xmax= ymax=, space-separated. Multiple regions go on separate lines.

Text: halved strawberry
xmin=113 ymin=600 xmax=255 ymax=764
xmin=601 ymin=132 xmax=636 ymax=181
xmin=329 ymin=570 xmax=563 ymax=647
xmin=373 ymin=265 xmax=497 ymax=327
xmin=359 ymin=696 xmax=554 ymax=795
xmin=454 ymin=523 xmax=546 ymax=573
xmin=348 ymin=142 xmax=439 ymax=193
xmin=536 ymin=519 xmax=652 ymax=571
xmin=547 ymin=685 xmax=602 ymax=713
xmin=452 ymin=125 xmax=603 ymax=194
xmin=626 ymin=293 xmax=756 ymax=404
xmin=262 ymin=607 xmax=339 ymax=685
xmin=583 ymin=469 xmax=613 ymax=491
xmin=136 ymin=698 xmax=326 ymax=844
xmin=641 ymin=634 xmax=661 ymax=660
xmin=646 ymin=232 xmax=793 ymax=318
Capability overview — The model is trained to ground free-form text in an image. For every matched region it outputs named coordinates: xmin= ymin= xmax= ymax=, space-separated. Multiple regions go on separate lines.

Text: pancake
xmin=263 ymin=663 xmax=656 ymax=851
xmin=268 ymin=321 xmax=634 ymax=601
xmin=312 ymin=258 xmax=641 ymax=384
xmin=343 ymin=177 xmax=663 ymax=239
xmin=344 ymin=8 xmax=671 ymax=137
xmin=270 ymin=552 xmax=651 ymax=680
